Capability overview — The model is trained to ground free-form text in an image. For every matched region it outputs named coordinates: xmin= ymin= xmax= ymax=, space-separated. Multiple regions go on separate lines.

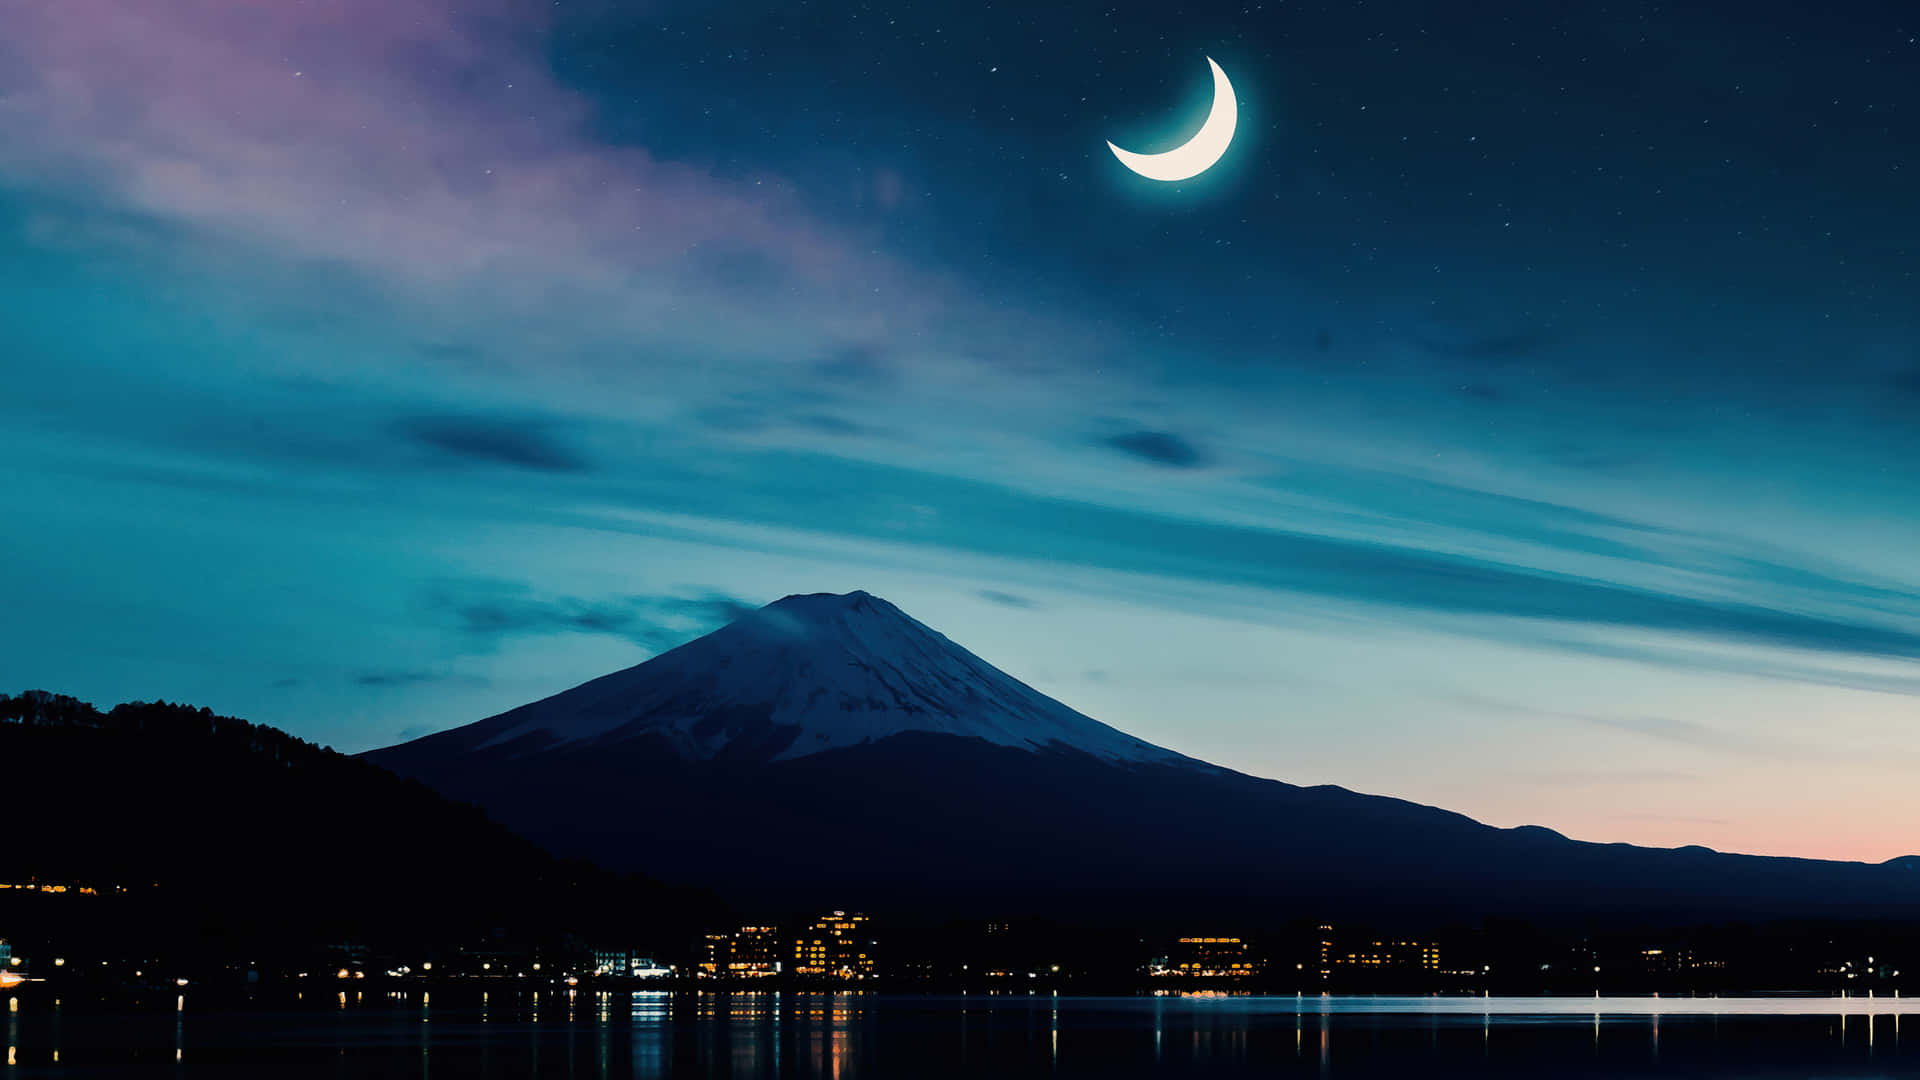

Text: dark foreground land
xmin=6 ymin=988 xmax=1920 ymax=1078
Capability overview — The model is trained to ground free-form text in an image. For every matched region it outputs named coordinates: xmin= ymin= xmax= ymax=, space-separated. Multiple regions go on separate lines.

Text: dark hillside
xmin=1 ymin=691 xmax=714 ymax=965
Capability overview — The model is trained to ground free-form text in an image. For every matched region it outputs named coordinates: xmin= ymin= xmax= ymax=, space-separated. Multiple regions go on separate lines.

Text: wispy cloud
xmin=1447 ymin=691 xmax=1778 ymax=756
xmin=1446 ymin=691 xmax=1915 ymax=766
xmin=422 ymin=581 xmax=758 ymax=653
xmin=1527 ymin=635 xmax=1920 ymax=699
xmin=355 ymin=670 xmax=486 ymax=689
xmin=1505 ymin=768 xmax=1701 ymax=786
xmin=1105 ymin=431 xmax=1207 ymax=469
xmin=0 ymin=0 xmax=873 ymax=299
xmin=1609 ymin=812 xmax=1734 ymax=827
xmin=978 ymin=589 xmax=1039 ymax=609
xmin=396 ymin=415 xmax=591 ymax=473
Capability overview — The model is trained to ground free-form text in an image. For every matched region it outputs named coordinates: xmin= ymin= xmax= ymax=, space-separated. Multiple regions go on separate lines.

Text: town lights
xmin=53 ymin=958 xmax=65 ymax=967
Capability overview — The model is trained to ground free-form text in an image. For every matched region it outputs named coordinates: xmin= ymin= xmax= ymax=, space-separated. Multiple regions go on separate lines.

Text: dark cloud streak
xmin=1105 ymin=431 xmax=1206 ymax=468
xmin=424 ymin=582 xmax=759 ymax=652
xmin=978 ymin=589 xmax=1038 ymax=609
xmin=561 ymin=451 xmax=1920 ymax=668
xmin=396 ymin=415 xmax=591 ymax=473
xmin=355 ymin=670 xmax=483 ymax=688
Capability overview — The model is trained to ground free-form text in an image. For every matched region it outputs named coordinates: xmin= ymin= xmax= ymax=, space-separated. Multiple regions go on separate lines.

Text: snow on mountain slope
xmin=462 ymin=590 xmax=1199 ymax=767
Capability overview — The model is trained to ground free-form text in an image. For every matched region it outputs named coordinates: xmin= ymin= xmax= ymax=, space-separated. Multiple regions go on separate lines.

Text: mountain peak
xmin=415 ymin=590 xmax=1196 ymax=769
xmin=764 ymin=589 xmax=894 ymax=622
xmin=774 ymin=589 xmax=878 ymax=605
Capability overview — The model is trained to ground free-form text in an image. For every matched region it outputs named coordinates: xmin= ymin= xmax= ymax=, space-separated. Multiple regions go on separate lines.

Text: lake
xmin=7 ymin=989 xmax=1920 ymax=1077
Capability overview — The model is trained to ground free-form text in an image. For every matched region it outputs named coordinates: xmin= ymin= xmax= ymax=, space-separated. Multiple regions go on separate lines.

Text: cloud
xmin=1105 ymin=431 xmax=1206 ymax=469
xmin=424 ymin=581 xmax=758 ymax=652
xmin=1447 ymin=691 xmax=1917 ymax=765
xmin=1564 ymin=711 xmax=1766 ymax=753
xmin=978 ymin=589 xmax=1038 ymax=609
xmin=509 ymin=450 xmax=1920 ymax=671
xmin=0 ymin=0 xmax=864 ymax=290
xmin=395 ymin=414 xmax=590 ymax=473
xmin=653 ymin=593 xmax=760 ymax=625
xmin=792 ymin=414 xmax=879 ymax=438
xmin=813 ymin=344 xmax=896 ymax=386
xmin=1447 ymin=691 xmax=1769 ymax=755
xmin=356 ymin=670 xmax=477 ymax=688
xmin=0 ymin=0 xmax=1002 ymax=416
xmin=1527 ymin=634 xmax=1920 ymax=699
xmin=1609 ymin=812 xmax=1733 ymax=827
xmin=1505 ymin=768 xmax=1701 ymax=786
xmin=691 ymin=387 xmax=891 ymax=442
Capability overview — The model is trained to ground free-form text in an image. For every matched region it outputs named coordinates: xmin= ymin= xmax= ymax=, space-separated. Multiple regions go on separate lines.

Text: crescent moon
xmin=1107 ymin=57 xmax=1239 ymax=182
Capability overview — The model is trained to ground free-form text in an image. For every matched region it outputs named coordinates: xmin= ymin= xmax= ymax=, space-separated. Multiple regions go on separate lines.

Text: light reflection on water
xmin=1204 ymin=992 xmax=1920 ymax=1015
xmin=4 ymin=990 xmax=1920 ymax=1077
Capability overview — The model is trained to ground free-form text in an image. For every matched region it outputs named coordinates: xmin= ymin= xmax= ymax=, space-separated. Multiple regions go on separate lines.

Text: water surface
xmin=7 ymin=990 xmax=1919 ymax=1077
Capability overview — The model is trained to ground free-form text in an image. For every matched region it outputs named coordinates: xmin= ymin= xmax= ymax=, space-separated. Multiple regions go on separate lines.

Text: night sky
xmin=4 ymin=0 xmax=1918 ymax=860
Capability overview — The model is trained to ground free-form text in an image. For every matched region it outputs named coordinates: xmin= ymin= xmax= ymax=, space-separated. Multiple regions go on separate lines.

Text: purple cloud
xmin=1 ymin=0 xmax=910 ymax=319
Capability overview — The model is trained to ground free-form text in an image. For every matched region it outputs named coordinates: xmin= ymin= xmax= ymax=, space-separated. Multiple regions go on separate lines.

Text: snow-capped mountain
xmin=429 ymin=590 xmax=1193 ymax=767
xmin=366 ymin=591 xmax=1920 ymax=927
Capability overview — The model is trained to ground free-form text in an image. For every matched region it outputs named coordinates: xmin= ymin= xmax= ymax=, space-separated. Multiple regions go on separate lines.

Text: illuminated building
xmin=728 ymin=927 xmax=781 ymax=977
xmin=792 ymin=911 xmax=875 ymax=979
xmin=1161 ymin=937 xmax=1259 ymax=977
xmin=1640 ymin=947 xmax=1722 ymax=975
xmin=0 ymin=881 xmax=102 ymax=895
xmin=0 ymin=940 xmax=10 ymax=967
xmin=1638 ymin=947 xmax=1682 ymax=975
xmin=1336 ymin=940 xmax=1440 ymax=971
xmin=698 ymin=934 xmax=728 ymax=977
xmin=1318 ymin=926 xmax=1439 ymax=974
xmin=699 ymin=927 xmax=783 ymax=978
xmin=588 ymin=950 xmax=671 ymax=978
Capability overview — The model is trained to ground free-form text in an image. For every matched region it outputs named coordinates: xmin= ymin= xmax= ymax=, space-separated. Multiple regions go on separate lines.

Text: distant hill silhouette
xmin=1 ymin=691 xmax=714 ymax=964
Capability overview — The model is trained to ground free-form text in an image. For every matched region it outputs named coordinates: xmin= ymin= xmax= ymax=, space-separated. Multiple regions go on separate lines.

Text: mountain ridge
xmin=365 ymin=590 xmax=1920 ymax=927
